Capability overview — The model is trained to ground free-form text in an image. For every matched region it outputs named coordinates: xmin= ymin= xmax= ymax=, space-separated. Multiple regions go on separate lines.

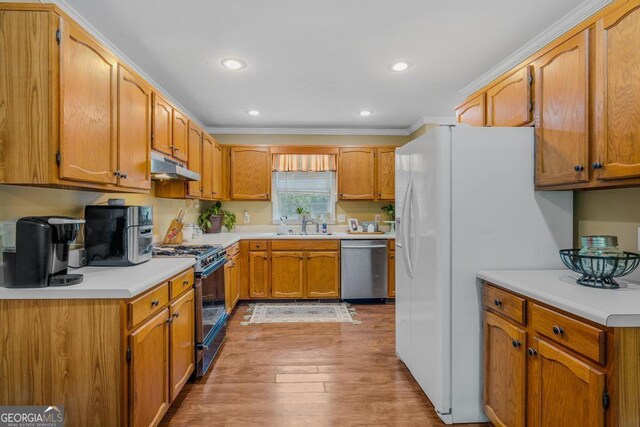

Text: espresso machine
xmin=2 ymin=216 xmax=85 ymax=287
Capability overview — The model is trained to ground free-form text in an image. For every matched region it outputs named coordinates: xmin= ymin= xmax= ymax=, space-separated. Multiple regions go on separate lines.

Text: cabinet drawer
xmin=226 ymin=243 xmax=240 ymax=258
xmin=271 ymin=240 xmax=339 ymax=251
xmin=249 ymin=240 xmax=268 ymax=251
xmin=129 ymin=282 xmax=170 ymax=329
xmin=529 ymin=303 xmax=606 ymax=364
xmin=483 ymin=284 xmax=525 ymax=325
xmin=170 ymin=269 xmax=194 ymax=299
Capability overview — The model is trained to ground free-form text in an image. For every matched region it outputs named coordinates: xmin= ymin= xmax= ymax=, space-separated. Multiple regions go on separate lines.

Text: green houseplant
xmin=198 ymin=202 xmax=236 ymax=233
xmin=381 ymin=203 xmax=395 ymax=220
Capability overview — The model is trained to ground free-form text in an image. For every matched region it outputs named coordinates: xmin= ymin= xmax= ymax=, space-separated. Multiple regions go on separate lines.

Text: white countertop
xmin=478 ymin=269 xmax=640 ymax=327
xmin=194 ymin=231 xmax=395 ymax=248
xmin=0 ymin=258 xmax=195 ymax=300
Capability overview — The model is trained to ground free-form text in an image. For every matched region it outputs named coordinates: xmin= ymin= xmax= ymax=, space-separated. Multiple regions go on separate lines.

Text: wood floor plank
xmin=160 ymin=304 xmax=487 ymax=427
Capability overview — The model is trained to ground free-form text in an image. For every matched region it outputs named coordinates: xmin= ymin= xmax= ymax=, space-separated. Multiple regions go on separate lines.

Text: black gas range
xmin=153 ymin=244 xmax=228 ymax=377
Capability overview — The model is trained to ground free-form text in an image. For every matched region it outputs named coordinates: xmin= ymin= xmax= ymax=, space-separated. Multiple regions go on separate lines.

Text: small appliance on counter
xmin=2 ymin=216 xmax=85 ymax=288
xmin=85 ymin=205 xmax=153 ymax=266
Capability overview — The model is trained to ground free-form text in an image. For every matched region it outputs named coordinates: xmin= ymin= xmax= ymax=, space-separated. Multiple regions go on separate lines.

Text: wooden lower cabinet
xmin=528 ymin=337 xmax=605 ymax=427
xmin=249 ymin=251 xmax=271 ymax=298
xmin=272 ymin=251 xmax=306 ymax=298
xmin=306 ymin=251 xmax=340 ymax=298
xmin=482 ymin=282 xmax=622 ymax=426
xmin=129 ymin=308 xmax=170 ymax=427
xmin=169 ymin=289 xmax=195 ymax=402
xmin=388 ymin=242 xmax=396 ymax=298
xmin=483 ymin=311 xmax=526 ymax=427
xmin=225 ymin=244 xmax=241 ymax=313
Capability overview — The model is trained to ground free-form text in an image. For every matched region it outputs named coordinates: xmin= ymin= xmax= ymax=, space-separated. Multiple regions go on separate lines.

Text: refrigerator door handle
xmin=403 ymin=179 xmax=415 ymax=279
xmin=396 ymin=179 xmax=411 ymax=250
xmin=408 ymin=181 xmax=418 ymax=275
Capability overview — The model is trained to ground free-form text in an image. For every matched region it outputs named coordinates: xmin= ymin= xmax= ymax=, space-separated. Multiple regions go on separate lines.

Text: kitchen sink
xmin=274 ymin=232 xmax=334 ymax=236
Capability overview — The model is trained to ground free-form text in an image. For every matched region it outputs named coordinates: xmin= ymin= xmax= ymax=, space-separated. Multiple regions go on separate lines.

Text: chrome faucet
xmin=301 ymin=218 xmax=317 ymax=235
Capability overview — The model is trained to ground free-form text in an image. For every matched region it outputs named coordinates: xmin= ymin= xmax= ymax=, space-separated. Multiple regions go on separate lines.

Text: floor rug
xmin=241 ymin=303 xmax=360 ymax=325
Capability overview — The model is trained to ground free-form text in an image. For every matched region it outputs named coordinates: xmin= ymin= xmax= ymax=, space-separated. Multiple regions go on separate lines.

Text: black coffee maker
xmin=2 ymin=216 xmax=85 ymax=288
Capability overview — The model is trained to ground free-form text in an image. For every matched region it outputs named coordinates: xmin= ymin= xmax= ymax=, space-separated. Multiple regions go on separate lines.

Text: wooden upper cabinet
xmin=527 ymin=337 xmax=605 ymax=427
xmin=594 ymin=2 xmax=640 ymax=181
xmin=59 ymin=20 xmax=118 ymax=185
xmin=271 ymin=252 xmax=305 ymax=298
xmin=534 ymin=31 xmax=590 ymax=187
xmin=129 ymin=309 xmax=170 ymax=427
xmin=249 ymin=251 xmax=270 ymax=298
xmin=486 ymin=66 xmax=533 ymax=127
xmin=212 ymin=143 xmax=223 ymax=200
xmin=483 ymin=311 xmax=526 ymax=427
xmin=306 ymin=252 xmax=340 ymax=298
xmin=456 ymin=94 xmax=486 ymax=127
xmin=186 ymin=123 xmax=202 ymax=198
xmin=152 ymin=94 xmax=173 ymax=156
xmin=169 ymin=289 xmax=195 ymax=402
xmin=201 ymin=134 xmax=214 ymax=200
xmin=117 ymin=66 xmax=151 ymax=190
xmin=230 ymin=147 xmax=271 ymax=200
xmin=376 ymin=147 xmax=395 ymax=200
xmin=339 ymin=148 xmax=375 ymax=200
xmin=172 ymin=110 xmax=188 ymax=163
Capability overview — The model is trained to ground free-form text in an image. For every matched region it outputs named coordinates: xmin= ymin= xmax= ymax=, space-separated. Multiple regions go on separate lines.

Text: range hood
xmin=151 ymin=152 xmax=201 ymax=181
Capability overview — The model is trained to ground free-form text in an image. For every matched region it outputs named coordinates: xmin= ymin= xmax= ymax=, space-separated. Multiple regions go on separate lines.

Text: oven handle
xmin=198 ymin=257 xmax=228 ymax=279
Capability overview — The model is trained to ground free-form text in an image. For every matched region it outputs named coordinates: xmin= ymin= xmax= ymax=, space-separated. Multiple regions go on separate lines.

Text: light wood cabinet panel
xmin=169 ymin=289 xmax=195 ymax=402
xmin=528 ymin=337 xmax=605 ymax=427
xmin=201 ymin=134 xmax=213 ymax=200
xmin=306 ymin=251 xmax=340 ymax=298
xmin=486 ymin=66 xmax=533 ymax=127
xmin=456 ymin=94 xmax=486 ymax=127
xmin=534 ymin=31 xmax=590 ymax=187
xmin=152 ymin=93 xmax=173 ymax=156
xmin=129 ymin=308 xmax=170 ymax=427
xmin=339 ymin=147 xmax=375 ymax=200
xmin=230 ymin=147 xmax=271 ymax=200
xmin=388 ymin=250 xmax=395 ymax=298
xmin=483 ymin=311 xmax=526 ymax=427
xmin=224 ymin=259 xmax=233 ymax=313
xmin=172 ymin=110 xmax=188 ymax=163
xmin=117 ymin=65 xmax=151 ymax=190
xmin=594 ymin=2 xmax=640 ymax=181
xmin=376 ymin=147 xmax=395 ymax=200
xmin=483 ymin=284 xmax=526 ymax=325
xmin=59 ymin=19 xmax=118 ymax=185
xmin=249 ymin=251 xmax=270 ymax=298
xmin=212 ymin=142 xmax=223 ymax=199
xmin=186 ymin=123 xmax=202 ymax=198
xmin=271 ymin=252 xmax=305 ymax=298
xmin=232 ymin=254 xmax=241 ymax=309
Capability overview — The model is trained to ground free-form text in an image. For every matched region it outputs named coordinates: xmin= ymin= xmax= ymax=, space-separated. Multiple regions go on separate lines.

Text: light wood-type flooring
xmin=161 ymin=303 xmax=487 ymax=426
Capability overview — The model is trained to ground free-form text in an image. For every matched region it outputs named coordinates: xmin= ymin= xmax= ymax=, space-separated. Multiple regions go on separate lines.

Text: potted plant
xmin=198 ymin=202 xmax=236 ymax=233
xmin=381 ymin=204 xmax=395 ymax=220
xmin=295 ymin=206 xmax=310 ymax=220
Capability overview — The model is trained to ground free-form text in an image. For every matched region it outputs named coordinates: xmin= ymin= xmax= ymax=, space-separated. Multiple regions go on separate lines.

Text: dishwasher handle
xmin=342 ymin=245 xmax=388 ymax=249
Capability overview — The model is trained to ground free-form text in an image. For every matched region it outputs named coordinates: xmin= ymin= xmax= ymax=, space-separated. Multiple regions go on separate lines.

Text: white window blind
xmin=272 ymin=171 xmax=336 ymax=221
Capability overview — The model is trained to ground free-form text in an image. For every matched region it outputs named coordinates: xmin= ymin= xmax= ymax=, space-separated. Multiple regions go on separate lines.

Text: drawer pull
xmin=151 ymin=299 xmax=159 ymax=307
xmin=166 ymin=317 xmax=173 ymax=324
xmin=511 ymin=339 xmax=521 ymax=348
xmin=173 ymin=312 xmax=179 ymax=318
xmin=493 ymin=298 xmax=502 ymax=307
xmin=527 ymin=348 xmax=538 ymax=357
xmin=552 ymin=325 xmax=564 ymax=335
xmin=183 ymin=279 xmax=189 ymax=286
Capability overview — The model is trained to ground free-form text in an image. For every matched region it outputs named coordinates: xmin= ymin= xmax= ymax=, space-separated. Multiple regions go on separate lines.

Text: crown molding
xmin=407 ymin=116 xmax=457 ymax=135
xmin=206 ymin=127 xmax=410 ymax=136
xmin=459 ymin=0 xmax=613 ymax=96
xmin=44 ymin=0 xmax=207 ymax=129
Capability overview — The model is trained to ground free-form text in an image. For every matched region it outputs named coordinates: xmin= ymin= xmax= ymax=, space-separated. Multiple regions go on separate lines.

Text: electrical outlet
xmin=375 ymin=214 xmax=381 ymax=222
xmin=243 ymin=211 xmax=250 ymax=224
xmin=337 ymin=214 xmax=346 ymax=223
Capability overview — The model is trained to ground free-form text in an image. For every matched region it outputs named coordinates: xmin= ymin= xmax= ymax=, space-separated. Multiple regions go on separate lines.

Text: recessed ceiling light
xmin=248 ymin=110 xmax=260 ymax=116
xmin=359 ymin=110 xmax=373 ymax=117
xmin=221 ymin=58 xmax=246 ymax=70
xmin=391 ymin=61 xmax=410 ymax=72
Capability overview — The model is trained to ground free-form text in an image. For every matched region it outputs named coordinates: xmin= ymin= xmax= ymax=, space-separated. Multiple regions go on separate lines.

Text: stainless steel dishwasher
xmin=340 ymin=240 xmax=388 ymax=299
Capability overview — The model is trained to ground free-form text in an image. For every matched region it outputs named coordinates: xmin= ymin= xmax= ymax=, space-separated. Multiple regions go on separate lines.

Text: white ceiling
xmin=62 ymin=0 xmax=587 ymax=131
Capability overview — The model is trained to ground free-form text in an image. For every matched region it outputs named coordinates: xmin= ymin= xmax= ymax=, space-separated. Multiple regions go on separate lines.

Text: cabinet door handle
xmin=493 ymin=299 xmax=502 ymax=307
xmin=151 ymin=299 xmax=159 ymax=307
xmin=173 ymin=312 xmax=179 ymax=318
xmin=552 ymin=325 xmax=564 ymax=335
xmin=592 ymin=162 xmax=603 ymax=170
xmin=166 ymin=317 xmax=173 ymax=324
xmin=121 ymin=173 xmax=128 ymax=179
xmin=527 ymin=347 xmax=538 ymax=356
xmin=574 ymin=165 xmax=584 ymax=172
xmin=512 ymin=339 xmax=522 ymax=348
xmin=113 ymin=170 xmax=121 ymax=177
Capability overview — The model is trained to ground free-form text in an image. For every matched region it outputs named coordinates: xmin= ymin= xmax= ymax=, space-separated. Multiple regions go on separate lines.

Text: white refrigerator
xmin=395 ymin=125 xmax=573 ymax=423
